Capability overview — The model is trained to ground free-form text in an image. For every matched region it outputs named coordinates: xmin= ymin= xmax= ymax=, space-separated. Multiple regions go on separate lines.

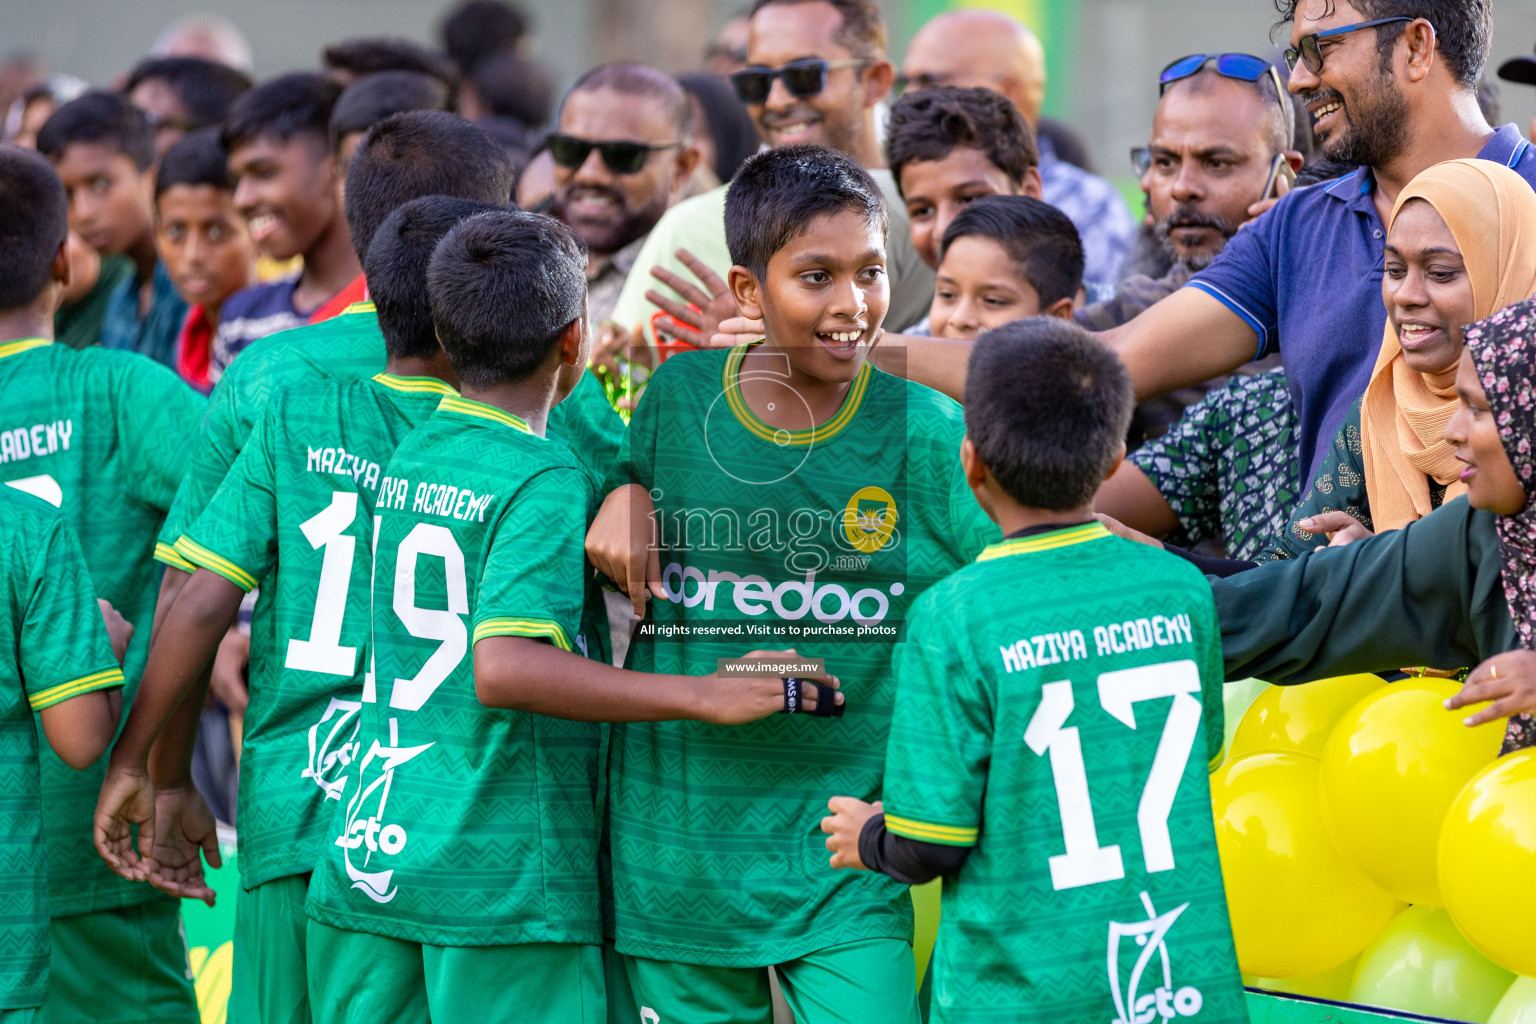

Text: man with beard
xmin=887 ymin=0 xmax=1535 ymax=492
xmin=607 ymin=0 xmax=935 ymax=341
xmin=548 ymin=64 xmax=701 ymax=325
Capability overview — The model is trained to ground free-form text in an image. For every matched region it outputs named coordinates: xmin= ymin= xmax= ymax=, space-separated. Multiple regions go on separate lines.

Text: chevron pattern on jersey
xmin=886 ymin=532 xmax=1247 ymax=1024
xmin=603 ymin=348 xmax=998 ymax=964
xmin=0 ymin=343 xmax=204 ymax=916
xmin=185 ymin=376 xmax=449 ymax=889
xmin=305 ymin=406 xmax=608 ymax=946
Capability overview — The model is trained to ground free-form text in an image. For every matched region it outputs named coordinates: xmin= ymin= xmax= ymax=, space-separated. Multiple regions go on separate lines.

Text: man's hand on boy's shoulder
xmin=821 ymin=796 xmax=881 ymax=871
xmin=586 ymin=483 xmax=665 ymax=616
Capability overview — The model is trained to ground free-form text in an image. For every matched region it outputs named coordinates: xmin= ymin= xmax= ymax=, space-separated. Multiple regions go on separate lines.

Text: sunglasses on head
xmin=1158 ymin=53 xmax=1295 ymax=147
xmin=729 ymin=58 xmax=869 ymax=105
xmin=546 ymin=134 xmax=681 ymax=175
xmin=1284 ymin=17 xmax=1416 ymax=75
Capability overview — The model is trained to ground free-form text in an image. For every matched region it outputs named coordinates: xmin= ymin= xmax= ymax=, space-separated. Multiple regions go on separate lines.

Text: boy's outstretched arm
xmin=585 ymin=483 xmax=665 ymax=616
xmin=94 ymin=568 xmax=241 ymax=883
xmin=474 ymin=640 xmax=843 ymax=724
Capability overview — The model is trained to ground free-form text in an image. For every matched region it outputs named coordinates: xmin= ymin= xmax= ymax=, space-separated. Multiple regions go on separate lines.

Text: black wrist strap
xmin=781 ymin=677 xmax=801 ymax=714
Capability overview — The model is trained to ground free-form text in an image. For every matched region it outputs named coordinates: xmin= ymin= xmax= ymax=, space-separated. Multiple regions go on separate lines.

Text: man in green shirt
xmin=586 ymin=146 xmax=995 ymax=1022
xmin=0 ymin=488 xmax=129 ymax=1024
xmin=822 ymin=320 xmax=1245 ymax=1024
xmin=305 ymin=209 xmax=833 ymax=1022
xmin=0 ymin=146 xmax=204 ymax=1024
xmin=95 ymin=196 xmax=498 ymax=1024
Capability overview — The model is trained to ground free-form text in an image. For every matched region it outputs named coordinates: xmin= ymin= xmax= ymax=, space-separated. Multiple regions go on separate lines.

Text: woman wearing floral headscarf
xmin=1209 ymin=296 xmax=1536 ymax=752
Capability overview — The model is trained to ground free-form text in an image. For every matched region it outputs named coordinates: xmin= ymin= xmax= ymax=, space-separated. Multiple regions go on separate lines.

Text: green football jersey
xmin=156 ymin=303 xmax=623 ymax=563
xmin=155 ymin=303 xmax=385 ymax=570
xmin=176 ymin=373 xmax=457 ymax=889
xmin=604 ymin=344 xmax=999 ymax=966
xmin=883 ymin=523 xmax=1245 ymax=1024
xmin=0 ymin=488 xmax=125 ymax=1009
xmin=0 ymin=337 xmax=203 ymax=916
xmin=305 ymin=396 xmax=605 ymax=946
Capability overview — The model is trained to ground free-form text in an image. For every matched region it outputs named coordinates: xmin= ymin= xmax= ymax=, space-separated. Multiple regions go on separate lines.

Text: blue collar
xmin=1321 ymin=124 xmax=1532 ymax=210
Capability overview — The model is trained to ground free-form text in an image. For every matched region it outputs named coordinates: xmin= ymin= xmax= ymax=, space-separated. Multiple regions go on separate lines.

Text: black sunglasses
xmin=546 ymin=134 xmax=680 ymax=175
xmin=1158 ymin=53 xmax=1295 ymax=147
xmin=730 ymin=58 xmax=868 ymax=104
xmin=1283 ymin=17 xmax=1415 ymax=75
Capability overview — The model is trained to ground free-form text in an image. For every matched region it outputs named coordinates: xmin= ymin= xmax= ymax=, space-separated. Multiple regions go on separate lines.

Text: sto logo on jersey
xmin=1107 ymin=892 xmax=1204 ymax=1024
xmin=842 ymin=486 xmax=898 ymax=554
xmin=303 ymin=697 xmax=363 ymax=799
xmin=335 ymin=717 xmax=433 ymax=903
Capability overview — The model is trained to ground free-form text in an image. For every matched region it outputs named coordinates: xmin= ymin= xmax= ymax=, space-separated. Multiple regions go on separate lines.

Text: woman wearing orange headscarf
xmin=1264 ymin=159 xmax=1536 ymax=560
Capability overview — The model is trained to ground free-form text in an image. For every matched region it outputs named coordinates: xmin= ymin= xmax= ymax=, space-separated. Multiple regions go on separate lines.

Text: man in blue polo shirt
xmin=1099 ymin=0 xmax=1533 ymax=485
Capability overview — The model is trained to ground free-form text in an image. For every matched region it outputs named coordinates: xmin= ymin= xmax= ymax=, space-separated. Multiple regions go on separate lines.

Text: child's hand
xmin=709 ymin=315 xmax=768 ymax=351
xmin=585 ymin=484 xmax=665 ymax=617
xmin=821 ymin=796 xmax=880 ymax=871
xmin=146 ymin=785 xmax=221 ymax=907
xmin=1445 ymin=651 xmax=1536 ymax=726
xmin=94 ymin=759 xmax=155 ymax=882
xmin=646 ymin=248 xmax=738 ymax=345
xmin=696 ymin=650 xmax=843 ymax=725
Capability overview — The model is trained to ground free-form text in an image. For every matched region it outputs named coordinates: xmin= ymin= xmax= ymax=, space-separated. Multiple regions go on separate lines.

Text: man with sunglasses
xmin=900 ymin=8 xmax=1135 ymax=303
xmin=606 ymin=0 xmax=935 ymax=343
xmin=547 ymin=63 xmax=701 ymax=326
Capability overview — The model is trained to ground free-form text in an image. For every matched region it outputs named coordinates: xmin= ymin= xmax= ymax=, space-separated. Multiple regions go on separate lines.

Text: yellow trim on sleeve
xmin=173 ymin=537 xmax=260 ymax=592
xmin=472 ymin=617 xmax=574 ymax=651
xmin=30 ymin=667 xmax=125 ymax=710
xmin=0 ymin=337 xmax=50 ymax=361
xmin=153 ymin=541 xmax=197 ymax=572
xmin=721 ymin=343 xmax=870 ymax=446
xmin=884 ymin=813 xmax=979 ymax=847
xmin=438 ymin=396 xmax=532 ymax=434
xmin=976 ymin=523 xmax=1111 ymax=562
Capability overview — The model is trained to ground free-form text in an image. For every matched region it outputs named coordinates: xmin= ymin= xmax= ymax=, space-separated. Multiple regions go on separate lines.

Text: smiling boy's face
xmin=731 ymin=207 xmax=889 ymax=385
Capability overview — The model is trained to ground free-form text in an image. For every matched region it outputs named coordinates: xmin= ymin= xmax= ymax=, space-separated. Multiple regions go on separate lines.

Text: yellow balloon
xmin=1319 ymin=679 xmax=1504 ymax=905
xmin=1350 ymin=906 xmax=1515 ymax=1021
xmin=1229 ymin=674 xmax=1387 ymax=759
xmin=1492 ymin=977 xmax=1536 ymax=1024
xmin=1439 ymin=749 xmax=1536 ymax=978
xmin=1211 ymin=752 xmax=1400 ymax=978
xmin=1248 ymin=955 xmax=1360 ymax=1000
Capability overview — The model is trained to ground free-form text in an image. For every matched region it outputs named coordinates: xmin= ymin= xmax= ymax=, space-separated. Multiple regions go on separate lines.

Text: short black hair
xmin=886 ymin=87 xmax=1037 ymax=198
xmin=36 ymin=91 xmax=155 ymax=171
xmin=366 ymin=195 xmax=504 ymax=360
xmin=0 ymin=146 xmax=69 ymax=310
xmin=221 ymin=72 xmax=341 ymax=152
xmin=322 ymin=38 xmax=460 ymax=91
xmin=748 ymin=0 xmax=886 ymax=60
xmin=563 ymin=63 xmax=690 ymax=137
xmin=329 ymin=71 xmax=451 ymax=153
xmin=724 ymin=144 xmax=888 ymax=280
xmin=964 ymin=319 xmax=1132 ymax=511
xmin=1272 ymin=0 xmax=1490 ymax=87
xmin=440 ymin=0 xmax=528 ymax=74
xmin=155 ymin=128 xmax=233 ymax=198
xmin=469 ymin=53 xmax=554 ymax=129
xmin=427 ymin=210 xmax=588 ymax=388
xmin=940 ymin=196 xmax=1083 ymax=308
xmin=344 ymin=110 xmax=517 ymax=263
xmin=124 ymin=56 xmax=252 ymax=130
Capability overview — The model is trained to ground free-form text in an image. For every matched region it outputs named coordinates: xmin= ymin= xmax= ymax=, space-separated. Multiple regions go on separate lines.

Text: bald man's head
xmin=901 ymin=9 xmax=1045 ymax=124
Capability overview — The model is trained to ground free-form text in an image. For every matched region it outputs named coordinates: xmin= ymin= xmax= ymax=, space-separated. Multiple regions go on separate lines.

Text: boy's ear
xmin=51 ymin=239 xmax=71 ymax=289
xmin=960 ymin=436 xmax=987 ymax=489
xmin=728 ymin=265 xmax=765 ymax=321
xmin=1102 ymin=440 xmax=1128 ymax=482
xmin=558 ymin=316 xmax=586 ymax=366
xmin=1020 ymin=166 xmax=1043 ymax=201
xmin=860 ymin=60 xmax=895 ymax=107
xmin=1043 ymin=296 xmax=1076 ymax=321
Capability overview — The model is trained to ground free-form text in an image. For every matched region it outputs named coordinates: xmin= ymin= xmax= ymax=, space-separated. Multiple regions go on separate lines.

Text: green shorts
xmin=618 ymin=938 xmax=920 ymax=1024
xmin=229 ymin=874 xmax=310 ymax=1024
xmin=37 ymin=899 xmax=198 ymax=1024
xmin=306 ymin=918 xmax=605 ymax=1024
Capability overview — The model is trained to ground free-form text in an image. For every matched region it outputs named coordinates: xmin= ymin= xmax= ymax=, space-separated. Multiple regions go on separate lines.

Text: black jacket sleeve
xmin=1162 ymin=543 xmax=1257 ymax=578
xmin=1212 ymin=497 xmax=1516 ymax=684
xmin=858 ymin=813 xmax=970 ymax=885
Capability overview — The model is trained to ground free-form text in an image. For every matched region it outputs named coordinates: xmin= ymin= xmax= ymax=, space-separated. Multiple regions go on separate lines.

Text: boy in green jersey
xmin=584 ymin=145 xmax=998 ymax=1024
xmin=822 ymin=320 xmax=1247 ymax=1024
xmin=0 ymin=487 xmax=130 ymax=1024
xmin=95 ymin=195 xmax=501 ymax=1024
xmin=304 ymin=209 xmax=837 ymax=1023
xmin=0 ymin=147 xmax=204 ymax=1024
